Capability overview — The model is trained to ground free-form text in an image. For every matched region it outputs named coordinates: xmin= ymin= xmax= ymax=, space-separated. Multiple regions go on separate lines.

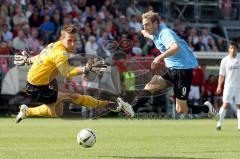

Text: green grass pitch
xmin=0 ymin=118 xmax=240 ymax=159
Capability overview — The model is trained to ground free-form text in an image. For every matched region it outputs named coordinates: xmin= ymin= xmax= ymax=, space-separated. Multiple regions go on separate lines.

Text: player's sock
xmin=131 ymin=90 xmax=152 ymax=111
xmin=217 ymin=106 xmax=227 ymax=127
xmin=73 ymin=95 xmax=109 ymax=108
xmin=188 ymin=104 xmax=209 ymax=114
xmin=26 ymin=104 xmax=57 ymax=117
xmin=237 ymin=109 xmax=240 ymax=129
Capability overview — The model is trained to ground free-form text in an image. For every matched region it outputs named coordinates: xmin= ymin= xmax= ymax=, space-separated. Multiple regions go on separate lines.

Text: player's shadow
xmin=98 ymin=156 xmax=212 ymax=159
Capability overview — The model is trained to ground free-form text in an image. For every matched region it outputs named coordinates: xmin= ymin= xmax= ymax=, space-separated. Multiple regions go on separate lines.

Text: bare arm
xmin=216 ymin=75 xmax=225 ymax=94
xmin=156 ymin=42 xmax=179 ymax=60
xmin=151 ymin=42 xmax=179 ymax=69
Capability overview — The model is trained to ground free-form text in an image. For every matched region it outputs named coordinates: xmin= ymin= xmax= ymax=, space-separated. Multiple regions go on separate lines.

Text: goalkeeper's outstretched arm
xmin=57 ymin=57 xmax=107 ymax=78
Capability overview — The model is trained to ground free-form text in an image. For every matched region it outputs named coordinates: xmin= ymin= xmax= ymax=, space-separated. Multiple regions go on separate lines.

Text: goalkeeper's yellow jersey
xmin=27 ymin=41 xmax=78 ymax=86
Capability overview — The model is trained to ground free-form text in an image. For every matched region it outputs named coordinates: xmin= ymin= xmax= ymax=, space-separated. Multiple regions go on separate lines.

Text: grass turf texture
xmin=0 ymin=118 xmax=240 ymax=159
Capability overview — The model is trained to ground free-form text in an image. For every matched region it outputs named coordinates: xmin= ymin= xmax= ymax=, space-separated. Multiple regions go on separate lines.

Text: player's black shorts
xmin=25 ymin=80 xmax=58 ymax=104
xmin=162 ymin=68 xmax=193 ymax=100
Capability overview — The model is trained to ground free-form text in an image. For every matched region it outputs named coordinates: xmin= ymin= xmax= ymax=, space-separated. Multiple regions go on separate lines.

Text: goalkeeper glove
xmin=14 ymin=51 xmax=32 ymax=66
xmin=83 ymin=57 xmax=107 ymax=74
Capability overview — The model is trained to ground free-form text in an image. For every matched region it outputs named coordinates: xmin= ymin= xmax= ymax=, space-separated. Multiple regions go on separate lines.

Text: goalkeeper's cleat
xmin=117 ymin=97 xmax=135 ymax=118
xmin=16 ymin=104 xmax=28 ymax=123
xmin=108 ymin=102 xmax=122 ymax=112
xmin=204 ymin=101 xmax=220 ymax=120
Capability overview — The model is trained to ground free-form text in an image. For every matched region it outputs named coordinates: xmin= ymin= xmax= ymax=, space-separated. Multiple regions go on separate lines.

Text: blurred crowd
xmin=0 ymin=0 xmax=228 ymax=59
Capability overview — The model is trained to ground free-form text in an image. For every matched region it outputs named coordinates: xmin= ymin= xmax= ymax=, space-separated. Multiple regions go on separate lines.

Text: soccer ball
xmin=77 ymin=128 xmax=96 ymax=148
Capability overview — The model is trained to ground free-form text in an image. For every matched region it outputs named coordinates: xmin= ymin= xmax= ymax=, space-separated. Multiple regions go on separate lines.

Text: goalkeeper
xmin=14 ymin=24 xmax=134 ymax=123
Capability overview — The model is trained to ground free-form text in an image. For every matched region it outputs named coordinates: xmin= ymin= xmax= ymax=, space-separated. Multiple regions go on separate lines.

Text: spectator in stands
xmin=91 ymin=20 xmax=101 ymax=38
xmin=27 ymin=28 xmax=42 ymax=55
xmin=98 ymin=32 xmax=112 ymax=62
xmin=40 ymin=4 xmax=53 ymax=17
xmin=13 ymin=7 xmax=28 ymax=27
xmin=175 ymin=22 xmax=187 ymax=40
xmin=82 ymin=6 xmax=90 ymax=22
xmin=115 ymin=15 xmax=129 ymax=35
xmin=200 ymin=28 xmax=215 ymax=51
xmin=85 ymin=35 xmax=99 ymax=56
xmin=105 ymin=21 xmax=117 ymax=40
xmin=0 ymin=0 xmax=11 ymax=17
xmin=126 ymin=0 xmax=141 ymax=19
xmin=188 ymin=66 xmax=205 ymax=105
xmin=129 ymin=15 xmax=142 ymax=33
xmin=73 ymin=11 xmax=85 ymax=28
xmin=12 ymin=0 xmax=27 ymax=14
xmin=207 ymin=38 xmax=218 ymax=52
xmin=1 ymin=23 xmax=13 ymax=43
xmin=52 ymin=10 xmax=62 ymax=31
xmin=98 ymin=5 xmax=108 ymax=20
xmin=0 ymin=41 xmax=11 ymax=56
xmin=12 ymin=30 xmax=29 ymax=51
xmin=40 ymin=15 xmax=55 ymax=44
xmin=187 ymin=27 xmax=200 ymax=51
xmin=22 ymin=24 xmax=31 ymax=38
xmin=29 ymin=7 xmax=42 ymax=28
xmin=40 ymin=15 xmax=55 ymax=34
xmin=25 ymin=3 xmax=33 ymax=18
xmin=216 ymin=37 xmax=227 ymax=52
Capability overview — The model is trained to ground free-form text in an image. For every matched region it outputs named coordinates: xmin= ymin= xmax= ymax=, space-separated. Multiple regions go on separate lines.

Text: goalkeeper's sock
xmin=73 ymin=95 xmax=109 ymax=108
xmin=26 ymin=104 xmax=57 ymax=117
xmin=131 ymin=90 xmax=152 ymax=111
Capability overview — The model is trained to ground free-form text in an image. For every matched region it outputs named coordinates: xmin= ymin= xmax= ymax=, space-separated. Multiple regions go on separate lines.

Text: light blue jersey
xmin=153 ymin=24 xmax=198 ymax=69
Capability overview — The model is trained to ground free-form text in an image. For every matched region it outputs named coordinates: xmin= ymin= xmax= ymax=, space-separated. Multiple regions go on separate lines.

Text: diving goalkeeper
xmin=14 ymin=24 xmax=134 ymax=123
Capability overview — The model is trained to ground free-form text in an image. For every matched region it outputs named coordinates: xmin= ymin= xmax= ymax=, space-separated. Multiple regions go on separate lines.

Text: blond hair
xmin=142 ymin=10 xmax=160 ymax=24
xmin=61 ymin=24 xmax=77 ymax=35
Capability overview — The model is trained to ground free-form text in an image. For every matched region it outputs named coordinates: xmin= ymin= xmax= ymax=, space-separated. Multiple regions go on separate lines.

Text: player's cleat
xmin=108 ymin=102 xmax=122 ymax=112
xmin=117 ymin=97 xmax=135 ymax=118
xmin=16 ymin=104 xmax=28 ymax=123
xmin=204 ymin=101 xmax=220 ymax=120
xmin=216 ymin=126 xmax=221 ymax=131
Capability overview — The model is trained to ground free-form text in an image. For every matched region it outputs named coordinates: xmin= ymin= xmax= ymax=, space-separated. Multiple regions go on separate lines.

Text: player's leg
xmin=173 ymin=69 xmax=192 ymax=114
xmin=237 ymin=105 xmax=240 ymax=130
xmin=175 ymin=99 xmax=188 ymax=114
xmin=234 ymin=88 xmax=240 ymax=130
xmin=173 ymin=69 xmax=218 ymax=118
xmin=216 ymin=87 xmax=235 ymax=130
xmin=15 ymin=103 xmax=57 ymax=123
xmin=16 ymin=81 xmax=59 ymax=123
xmin=216 ymin=102 xmax=230 ymax=130
xmin=131 ymin=75 xmax=171 ymax=111
xmin=56 ymin=91 xmax=134 ymax=117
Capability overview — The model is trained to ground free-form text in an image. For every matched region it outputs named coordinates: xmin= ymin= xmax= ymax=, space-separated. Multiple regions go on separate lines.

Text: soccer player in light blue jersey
xmin=131 ymin=10 xmax=219 ymax=118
